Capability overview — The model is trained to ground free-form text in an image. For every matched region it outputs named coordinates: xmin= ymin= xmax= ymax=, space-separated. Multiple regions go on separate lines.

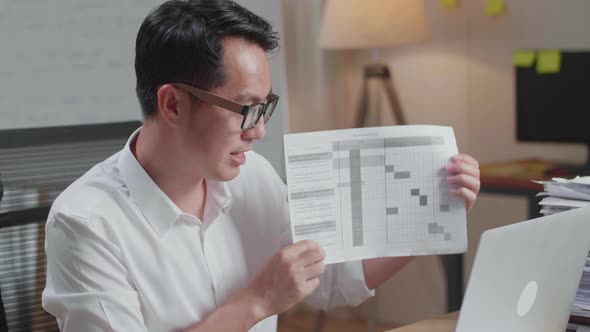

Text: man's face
xmin=177 ymin=38 xmax=271 ymax=181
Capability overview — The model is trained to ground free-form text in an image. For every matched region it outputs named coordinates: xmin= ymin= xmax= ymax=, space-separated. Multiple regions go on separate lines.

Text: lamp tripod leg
xmin=382 ymin=73 xmax=406 ymax=126
xmin=356 ymin=75 xmax=370 ymax=128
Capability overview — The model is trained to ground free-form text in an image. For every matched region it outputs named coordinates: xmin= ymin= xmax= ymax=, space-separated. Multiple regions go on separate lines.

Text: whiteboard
xmin=0 ymin=0 xmax=288 ymax=175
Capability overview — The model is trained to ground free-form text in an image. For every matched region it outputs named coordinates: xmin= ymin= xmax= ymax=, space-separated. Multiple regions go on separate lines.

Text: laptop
xmin=456 ymin=206 xmax=590 ymax=332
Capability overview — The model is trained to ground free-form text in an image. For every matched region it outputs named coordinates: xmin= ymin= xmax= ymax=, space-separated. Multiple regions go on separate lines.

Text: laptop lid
xmin=456 ymin=206 xmax=590 ymax=332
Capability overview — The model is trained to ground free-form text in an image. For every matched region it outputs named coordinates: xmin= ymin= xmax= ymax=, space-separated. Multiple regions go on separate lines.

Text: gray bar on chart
xmin=294 ymin=220 xmax=337 ymax=236
xmin=420 ymin=195 xmax=428 ymax=206
xmin=334 ymin=155 xmax=385 ymax=169
xmin=290 ymin=188 xmax=335 ymax=200
xmin=440 ymin=204 xmax=450 ymax=212
xmin=334 ymin=138 xmax=384 ymax=151
xmin=385 ymin=136 xmax=445 ymax=148
xmin=431 ymin=136 xmax=445 ymax=145
xmin=394 ymin=171 xmax=411 ymax=179
xmin=428 ymin=222 xmax=445 ymax=234
xmin=288 ymin=152 xmax=333 ymax=163
xmin=385 ymin=165 xmax=395 ymax=173
xmin=411 ymin=188 xmax=420 ymax=196
xmin=350 ymin=149 xmax=363 ymax=246
xmin=445 ymin=233 xmax=452 ymax=240
xmin=386 ymin=207 xmax=398 ymax=215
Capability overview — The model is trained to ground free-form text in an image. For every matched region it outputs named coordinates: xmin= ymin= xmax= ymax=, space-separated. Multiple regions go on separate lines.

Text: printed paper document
xmin=284 ymin=125 xmax=467 ymax=264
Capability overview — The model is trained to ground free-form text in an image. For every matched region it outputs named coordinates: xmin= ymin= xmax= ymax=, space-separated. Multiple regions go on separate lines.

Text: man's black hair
xmin=135 ymin=0 xmax=279 ymax=117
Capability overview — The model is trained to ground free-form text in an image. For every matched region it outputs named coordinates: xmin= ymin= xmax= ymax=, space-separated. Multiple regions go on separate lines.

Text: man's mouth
xmin=231 ymin=149 xmax=249 ymax=155
xmin=230 ymin=150 xmax=248 ymax=165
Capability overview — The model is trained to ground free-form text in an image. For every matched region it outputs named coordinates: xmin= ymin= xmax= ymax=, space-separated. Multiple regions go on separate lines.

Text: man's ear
xmin=156 ymin=84 xmax=186 ymax=126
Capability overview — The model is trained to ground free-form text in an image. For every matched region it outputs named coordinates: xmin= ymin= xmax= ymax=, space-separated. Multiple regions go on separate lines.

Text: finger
xmin=283 ymin=240 xmax=320 ymax=262
xmin=303 ymin=260 xmax=326 ymax=280
xmin=452 ymin=154 xmax=479 ymax=168
xmin=462 ymin=154 xmax=479 ymax=168
xmin=452 ymin=187 xmax=477 ymax=210
xmin=299 ymin=245 xmax=326 ymax=267
xmin=447 ymin=174 xmax=481 ymax=194
xmin=304 ymin=277 xmax=321 ymax=294
xmin=446 ymin=160 xmax=480 ymax=179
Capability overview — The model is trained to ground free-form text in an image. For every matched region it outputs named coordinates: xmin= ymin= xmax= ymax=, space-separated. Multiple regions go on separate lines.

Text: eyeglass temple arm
xmin=172 ymin=83 xmax=245 ymax=114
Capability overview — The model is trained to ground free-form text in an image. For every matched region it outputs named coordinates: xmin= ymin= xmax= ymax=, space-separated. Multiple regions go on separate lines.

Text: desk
xmin=387 ymin=312 xmax=458 ymax=332
xmin=479 ymin=159 xmax=551 ymax=218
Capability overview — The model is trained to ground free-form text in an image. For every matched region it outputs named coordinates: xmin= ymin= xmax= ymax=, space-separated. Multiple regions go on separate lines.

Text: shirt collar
xmin=118 ymin=127 xmax=233 ymax=237
xmin=210 ymin=179 xmax=232 ymax=211
xmin=118 ymin=127 xmax=182 ymax=237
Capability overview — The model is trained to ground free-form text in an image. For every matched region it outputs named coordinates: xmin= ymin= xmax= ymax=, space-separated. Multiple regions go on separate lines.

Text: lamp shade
xmin=319 ymin=0 xmax=431 ymax=49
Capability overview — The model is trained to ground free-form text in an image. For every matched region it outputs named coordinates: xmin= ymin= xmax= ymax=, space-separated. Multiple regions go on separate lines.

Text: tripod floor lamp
xmin=319 ymin=0 xmax=431 ymax=128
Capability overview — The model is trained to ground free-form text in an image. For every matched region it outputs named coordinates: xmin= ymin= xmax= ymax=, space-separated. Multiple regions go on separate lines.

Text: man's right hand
xmin=183 ymin=240 xmax=326 ymax=332
xmin=247 ymin=240 xmax=326 ymax=317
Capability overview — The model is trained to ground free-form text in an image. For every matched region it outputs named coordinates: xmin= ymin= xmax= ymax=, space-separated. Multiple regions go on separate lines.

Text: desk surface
xmin=387 ymin=312 xmax=459 ymax=332
xmin=480 ymin=159 xmax=551 ymax=192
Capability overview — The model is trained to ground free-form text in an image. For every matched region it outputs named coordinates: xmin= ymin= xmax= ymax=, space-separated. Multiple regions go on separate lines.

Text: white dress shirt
xmin=42 ymin=128 xmax=374 ymax=332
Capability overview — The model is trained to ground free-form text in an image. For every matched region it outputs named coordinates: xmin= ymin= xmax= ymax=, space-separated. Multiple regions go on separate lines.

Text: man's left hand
xmin=446 ymin=153 xmax=480 ymax=211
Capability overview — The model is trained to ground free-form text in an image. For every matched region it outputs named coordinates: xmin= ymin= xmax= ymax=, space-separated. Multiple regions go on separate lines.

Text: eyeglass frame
xmin=171 ymin=82 xmax=279 ymax=131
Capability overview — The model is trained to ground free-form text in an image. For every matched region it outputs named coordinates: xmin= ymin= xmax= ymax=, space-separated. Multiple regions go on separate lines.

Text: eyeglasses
xmin=172 ymin=82 xmax=279 ymax=131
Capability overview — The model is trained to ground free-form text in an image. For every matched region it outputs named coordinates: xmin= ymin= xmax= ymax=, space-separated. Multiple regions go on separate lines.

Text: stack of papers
xmin=572 ymin=252 xmax=590 ymax=318
xmin=536 ymin=176 xmax=590 ymax=216
xmin=536 ymin=176 xmax=590 ymax=320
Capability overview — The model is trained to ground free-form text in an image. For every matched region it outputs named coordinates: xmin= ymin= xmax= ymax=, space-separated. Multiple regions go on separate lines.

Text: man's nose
xmin=241 ymin=118 xmax=266 ymax=140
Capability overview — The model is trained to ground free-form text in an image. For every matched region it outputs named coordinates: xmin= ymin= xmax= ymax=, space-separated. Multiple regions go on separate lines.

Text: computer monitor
xmin=516 ymin=51 xmax=590 ymax=172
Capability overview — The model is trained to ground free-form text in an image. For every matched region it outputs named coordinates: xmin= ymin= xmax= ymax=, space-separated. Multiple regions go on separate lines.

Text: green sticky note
xmin=536 ymin=50 xmax=561 ymax=74
xmin=486 ymin=0 xmax=506 ymax=16
xmin=512 ymin=50 xmax=536 ymax=67
xmin=439 ymin=0 xmax=460 ymax=9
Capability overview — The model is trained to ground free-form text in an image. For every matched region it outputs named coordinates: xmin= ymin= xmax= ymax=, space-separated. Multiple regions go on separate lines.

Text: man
xmin=42 ymin=1 xmax=481 ymax=331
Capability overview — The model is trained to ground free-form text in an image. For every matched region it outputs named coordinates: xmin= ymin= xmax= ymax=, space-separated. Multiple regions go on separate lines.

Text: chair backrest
xmin=0 ymin=292 xmax=7 ymax=332
xmin=0 ymin=221 xmax=55 ymax=332
xmin=0 ymin=223 xmax=6 ymax=332
xmin=0 ymin=122 xmax=139 ymax=332
xmin=0 ymin=174 xmax=6 ymax=331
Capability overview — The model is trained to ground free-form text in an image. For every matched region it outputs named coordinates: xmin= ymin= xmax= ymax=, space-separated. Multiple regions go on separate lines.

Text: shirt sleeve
xmin=304 ymin=259 xmax=375 ymax=311
xmin=42 ymin=212 xmax=148 ymax=332
xmin=275 ymin=177 xmax=375 ymax=310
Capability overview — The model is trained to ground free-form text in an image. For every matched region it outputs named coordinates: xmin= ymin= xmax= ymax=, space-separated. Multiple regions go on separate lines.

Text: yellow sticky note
xmin=512 ymin=50 xmax=536 ymax=67
xmin=536 ymin=50 xmax=561 ymax=74
xmin=486 ymin=0 xmax=506 ymax=16
xmin=439 ymin=0 xmax=460 ymax=9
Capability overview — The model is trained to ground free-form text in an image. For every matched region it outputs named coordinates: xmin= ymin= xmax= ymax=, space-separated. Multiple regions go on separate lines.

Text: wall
xmin=282 ymin=0 xmax=590 ymax=325
xmin=0 ymin=0 xmax=156 ymax=129
xmin=0 ymin=0 xmax=289 ymax=177
xmin=238 ymin=0 xmax=290 ymax=176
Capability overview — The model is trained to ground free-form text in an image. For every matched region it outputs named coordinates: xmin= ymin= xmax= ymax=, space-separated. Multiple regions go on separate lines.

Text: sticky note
xmin=512 ymin=50 xmax=536 ymax=67
xmin=486 ymin=0 xmax=505 ymax=16
xmin=439 ymin=0 xmax=460 ymax=9
xmin=536 ymin=50 xmax=561 ymax=74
